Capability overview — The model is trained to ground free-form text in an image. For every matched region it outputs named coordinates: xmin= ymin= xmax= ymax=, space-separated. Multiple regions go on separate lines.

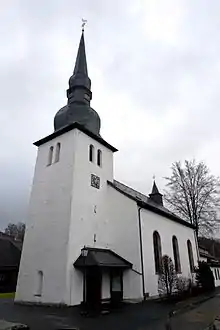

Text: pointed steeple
xmin=67 ymin=31 xmax=92 ymax=94
xmin=73 ymin=32 xmax=88 ymax=76
xmin=149 ymin=181 xmax=163 ymax=206
xmin=68 ymin=31 xmax=91 ymax=92
xmin=54 ymin=30 xmax=101 ymax=135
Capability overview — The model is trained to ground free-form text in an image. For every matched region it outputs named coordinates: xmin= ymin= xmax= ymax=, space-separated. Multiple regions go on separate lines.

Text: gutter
xmin=138 ymin=206 xmax=146 ymax=300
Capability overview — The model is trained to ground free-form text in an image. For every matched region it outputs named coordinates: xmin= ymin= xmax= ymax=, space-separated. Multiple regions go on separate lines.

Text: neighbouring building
xmin=15 ymin=30 xmax=199 ymax=307
xmin=0 ymin=232 xmax=22 ymax=293
xmin=199 ymin=245 xmax=220 ymax=287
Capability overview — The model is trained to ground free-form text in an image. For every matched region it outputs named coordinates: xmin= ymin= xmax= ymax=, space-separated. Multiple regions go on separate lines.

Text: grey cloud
xmin=0 ymin=0 xmax=220 ymax=229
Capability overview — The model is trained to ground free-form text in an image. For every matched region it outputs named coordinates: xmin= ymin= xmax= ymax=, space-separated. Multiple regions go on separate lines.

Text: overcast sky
xmin=0 ymin=0 xmax=220 ymax=229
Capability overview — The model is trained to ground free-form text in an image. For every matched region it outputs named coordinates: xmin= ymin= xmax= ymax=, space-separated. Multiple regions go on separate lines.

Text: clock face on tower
xmin=91 ymin=174 xmax=100 ymax=189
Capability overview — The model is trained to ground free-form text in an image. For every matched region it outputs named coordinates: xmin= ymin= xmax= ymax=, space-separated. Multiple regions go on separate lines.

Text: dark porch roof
xmin=74 ymin=247 xmax=132 ymax=269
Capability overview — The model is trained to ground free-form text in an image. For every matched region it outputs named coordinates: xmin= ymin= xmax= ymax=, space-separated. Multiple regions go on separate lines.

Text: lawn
xmin=0 ymin=292 xmax=15 ymax=298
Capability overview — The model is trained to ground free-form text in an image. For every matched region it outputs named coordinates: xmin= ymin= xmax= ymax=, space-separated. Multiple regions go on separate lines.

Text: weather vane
xmin=82 ymin=18 xmax=87 ymax=32
xmin=153 ymin=174 xmax=156 ymax=181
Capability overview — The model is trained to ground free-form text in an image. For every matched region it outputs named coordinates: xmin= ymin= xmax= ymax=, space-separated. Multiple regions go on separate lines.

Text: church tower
xmin=15 ymin=30 xmax=117 ymax=306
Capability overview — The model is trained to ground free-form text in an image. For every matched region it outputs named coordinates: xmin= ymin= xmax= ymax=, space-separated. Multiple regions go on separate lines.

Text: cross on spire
xmin=82 ymin=18 xmax=87 ymax=32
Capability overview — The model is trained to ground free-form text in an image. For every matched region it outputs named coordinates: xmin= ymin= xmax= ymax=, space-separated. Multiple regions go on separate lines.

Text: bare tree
xmin=158 ymin=255 xmax=177 ymax=297
xmin=164 ymin=160 xmax=220 ymax=237
xmin=4 ymin=222 xmax=26 ymax=242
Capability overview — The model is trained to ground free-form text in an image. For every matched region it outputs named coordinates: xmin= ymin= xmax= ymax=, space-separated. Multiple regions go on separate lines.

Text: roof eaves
xmin=137 ymin=200 xmax=196 ymax=229
xmin=34 ymin=122 xmax=118 ymax=152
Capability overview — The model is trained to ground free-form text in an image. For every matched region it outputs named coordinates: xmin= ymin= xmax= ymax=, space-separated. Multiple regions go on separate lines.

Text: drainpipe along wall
xmin=194 ymin=229 xmax=200 ymax=264
xmin=138 ymin=206 xmax=145 ymax=300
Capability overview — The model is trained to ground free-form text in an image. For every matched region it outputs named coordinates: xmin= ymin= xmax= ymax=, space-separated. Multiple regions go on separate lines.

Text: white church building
xmin=15 ymin=31 xmax=199 ymax=307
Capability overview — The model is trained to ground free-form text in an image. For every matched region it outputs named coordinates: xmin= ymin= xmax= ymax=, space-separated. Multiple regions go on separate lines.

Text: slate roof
xmin=0 ymin=234 xmax=22 ymax=268
xmin=74 ymin=247 xmax=132 ymax=268
xmin=108 ymin=180 xmax=195 ymax=230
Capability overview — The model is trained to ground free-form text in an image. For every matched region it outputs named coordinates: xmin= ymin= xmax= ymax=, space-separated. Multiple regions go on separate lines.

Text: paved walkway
xmin=171 ymin=293 xmax=220 ymax=330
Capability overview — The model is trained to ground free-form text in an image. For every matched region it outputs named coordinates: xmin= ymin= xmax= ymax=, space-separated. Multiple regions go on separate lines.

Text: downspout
xmin=138 ymin=206 xmax=146 ymax=301
xmin=193 ymin=229 xmax=200 ymax=264
xmin=193 ymin=229 xmax=200 ymax=285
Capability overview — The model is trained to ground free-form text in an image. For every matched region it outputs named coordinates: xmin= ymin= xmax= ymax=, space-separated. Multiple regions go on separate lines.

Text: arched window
xmin=153 ymin=231 xmax=162 ymax=274
xmin=97 ymin=149 xmax=102 ymax=167
xmin=36 ymin=270 xmax=43 ymax=296
xmin=172 ymin=236 xmax=181 ymax=273
xmin=54 ymin=142 xmax=61 ymax=163
xmin=48 ymin=146 xmax=53 ymax=166
xmin=187 ymin=240 xmax=194 ymax=273
xmin=89 ymin=144 xmax=94 ymax=162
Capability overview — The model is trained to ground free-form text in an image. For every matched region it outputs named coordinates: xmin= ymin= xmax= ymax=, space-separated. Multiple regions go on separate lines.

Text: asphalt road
xmin=0 ymin=295 xmax=220 ymax=330
xmin=0 ymin=298 xmax=175 ymax=330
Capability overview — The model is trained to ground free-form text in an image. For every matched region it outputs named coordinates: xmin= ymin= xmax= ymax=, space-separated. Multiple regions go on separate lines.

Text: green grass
xmin=0 ymin=292 xmax=15 ymax=298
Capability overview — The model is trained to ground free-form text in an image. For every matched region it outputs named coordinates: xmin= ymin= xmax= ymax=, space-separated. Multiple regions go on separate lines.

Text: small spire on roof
xmin=149 ymin=179 xmax=163 ymax=206
xmin=151 ymin=180 xmax=160 ymax=195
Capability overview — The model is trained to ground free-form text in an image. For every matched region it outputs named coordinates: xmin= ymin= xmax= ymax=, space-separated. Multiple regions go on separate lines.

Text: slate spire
xmin=68 ymin=30 xmax=91 ymax=93
xmin=73 ymin=31 xmax=88 ymax=76
xmin=54 ymin=29 xmax=101 ymax=135
xmin=151 ymin=181 xmax=160 ymax=194
xmin=149 ymin=181 xmax=163 ymax=206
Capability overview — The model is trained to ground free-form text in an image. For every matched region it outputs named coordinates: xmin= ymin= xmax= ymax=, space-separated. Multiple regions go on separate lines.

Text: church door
xmin=86 ymin=267 xmax=102 ymax=311
xmin=110 ymin=269 xmax=123 ymax=307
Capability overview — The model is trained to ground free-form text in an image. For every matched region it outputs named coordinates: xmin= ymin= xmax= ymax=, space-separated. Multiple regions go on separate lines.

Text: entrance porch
xmin=74 ymin=247 xmax=132 ymax=311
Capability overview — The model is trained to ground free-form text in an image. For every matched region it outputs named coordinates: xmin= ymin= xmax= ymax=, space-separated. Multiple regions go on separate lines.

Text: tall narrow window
xmin=54 ymin=142 xmax=61 ymax=163
xmin=89 ymin=144 xmax=94 ymax=162
xmin=172 ymin=236 xmax=181 ymax=273
xmin=187 ymin=240 xmax=194 ymax=273
xmin=97 ymin=149 xmax=102 ymax=166
xmin=35 ymin=270 xmax=43 ymax=296
xmin=97 ymin=149 xmax=102 ymax=167
xmin=48 ymin=146 xmax=53 ymax=166
xmin=153 ymin=231 xmax=162 ymax=274
xmin=214 ymin=269 xmax=218 ymax=280
xmin=218 ymin=269 xmax=220 ymax=280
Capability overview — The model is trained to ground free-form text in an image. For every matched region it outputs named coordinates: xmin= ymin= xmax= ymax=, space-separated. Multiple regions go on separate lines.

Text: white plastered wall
xmin=66 ymin=129 xmax=115 ymax=305
xmin=141 ymin=208 xmax=198 ymax=297
xmin=16 ymin=130 xmax=76 ymax=304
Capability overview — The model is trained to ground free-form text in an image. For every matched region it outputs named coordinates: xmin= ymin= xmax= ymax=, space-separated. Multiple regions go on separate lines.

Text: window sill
xmin=34 ymin=294 xmax=42 ymax=297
